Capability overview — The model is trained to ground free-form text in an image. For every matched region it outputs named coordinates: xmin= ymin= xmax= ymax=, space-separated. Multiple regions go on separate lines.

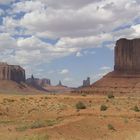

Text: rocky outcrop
xmin=115 ymin=38 xmax=140 ymax=73
xmin=26 ymin=75 xmax=51 ymax=91
xmin=0 ymin=62 xmax=25 ymax=83
xmin=41 ymin=79 xmax=51 ymax=86
xmin=58 ymin=80 xmax=62 ymax=86
xmin=83 ymin=77 xmax=90 ymax=87
xmin=75 ymin=38 xmax=140 ymax=95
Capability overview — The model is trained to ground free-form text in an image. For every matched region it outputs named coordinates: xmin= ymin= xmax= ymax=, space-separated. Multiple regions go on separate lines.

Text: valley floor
xmin=0 ymin=94 xmax=139 ymax=140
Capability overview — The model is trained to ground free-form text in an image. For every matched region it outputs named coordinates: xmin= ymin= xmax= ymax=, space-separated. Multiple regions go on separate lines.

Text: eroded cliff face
xmin=26 ymin=76 xmax=51 ymax=87
xmin=0 ymin=63 xmax=25 ymax=83
xmin=75 ymin=38 xmax=140 ymax=95
xmin=114 ymin=38 xmax=140 ymax=73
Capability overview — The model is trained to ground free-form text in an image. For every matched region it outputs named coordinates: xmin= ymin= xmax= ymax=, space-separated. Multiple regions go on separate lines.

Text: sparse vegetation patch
xmin=100 ymin=104 xmax=108 ymax=111
xmin=16 ymin=119 xmax=61 ymax=131
xmin=107 ymin=93 xmax=114 ymax=99
xmin=76 ymin=101 xmax=86 ymax=110
xmin=108 ymin=124 xmax=115 ymax=131
xmin=132 ymin=105 xmax=140 ymax=112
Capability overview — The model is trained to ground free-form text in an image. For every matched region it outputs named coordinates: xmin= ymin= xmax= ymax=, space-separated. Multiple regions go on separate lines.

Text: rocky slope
xmin=75 ymin=38 xmax=140 ymax=95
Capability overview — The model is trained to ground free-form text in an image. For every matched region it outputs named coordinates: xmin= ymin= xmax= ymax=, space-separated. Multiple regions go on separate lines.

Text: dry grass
xmin=0 ymin=94 xmax=139 ymax=140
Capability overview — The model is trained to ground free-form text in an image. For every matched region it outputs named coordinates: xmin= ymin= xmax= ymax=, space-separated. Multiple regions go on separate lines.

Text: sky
xmin=0 ymin=0 xmax=140 ymax=87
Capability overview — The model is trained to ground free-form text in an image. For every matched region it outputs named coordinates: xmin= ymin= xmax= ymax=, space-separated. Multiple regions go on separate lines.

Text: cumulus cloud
xmin=0 ymin=33 xmax=16 ymax=50
xmin=39 ymin=0 xmax=98 ymax=9
xmin=76 ymin=52 xmax=83 ymax=57
xmin=19 ymin=3 xmax=113 ymax=38
xmin=59 ymin=69 xmax=69 ymax=74
xmin=0 ymin=0 xmax=140 ymax=77
xmin=0 ymin=0 xmax=15 ymax=4
xmin=100 ymin=66 xmax=111 ymax=70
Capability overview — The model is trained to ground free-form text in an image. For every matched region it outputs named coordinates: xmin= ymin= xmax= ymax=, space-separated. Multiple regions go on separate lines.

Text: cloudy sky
xmin=0 ymin=0 xmax=140 ymax=87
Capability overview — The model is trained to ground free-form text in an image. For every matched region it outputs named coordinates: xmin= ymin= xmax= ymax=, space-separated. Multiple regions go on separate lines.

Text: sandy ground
xmin=0 ymin=94 xmax=139 ymax=140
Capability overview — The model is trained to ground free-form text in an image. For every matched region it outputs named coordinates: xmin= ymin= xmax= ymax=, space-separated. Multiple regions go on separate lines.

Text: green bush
xmin=133 ymin=105 xmax=140 ymax=112
xmin=30 ymin=120 xmax=46 ymax=129
xmin=17 ymin=134 xmax=49 ymax=140
xmin=100 ymin=104 xmax=108 ymax=111
xmin=76 ymin=101 xmax=86 ymax=109
xmin=107 ymin=93 xmax=114 ymax=99
xmin=16 ymin=119 xmax=60 ymax=132
xmin=108 ymin=124 xmax=115 ymax=130
xmin=81 ymin=93 xmax=87 ymax=97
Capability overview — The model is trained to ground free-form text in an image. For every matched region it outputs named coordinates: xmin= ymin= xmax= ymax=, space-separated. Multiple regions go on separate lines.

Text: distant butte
xmin=0 ymin=62 xmax=25 ymax=83
xmin=75 ymin=38 xmax=140 ymax=95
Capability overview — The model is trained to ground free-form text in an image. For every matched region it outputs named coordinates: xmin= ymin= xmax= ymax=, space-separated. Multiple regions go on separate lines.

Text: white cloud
xmin=0 ymin=0 xmax=15 ymax=4
xmin=12 ymin=1 xmax=45 ymax=13
xmin=16 ymin=0 xmax=140 ymax=39
xmin=76 ymin=52 xmax=83 ymax=57
xmin=0 ymin=0 xmax=140 ymax=84
xmin=0 ymin=33 xmax=16 ymax=50
xmin=19 ymin=4 xmax=113 ymax=38
xmin=39 ymin=0 xmax=97 ymax=9
xmin=100 ymin=66 xmax=111 ymax=70
xmin=97 ymin=72 xmax=108 ymax=77
xmin=60 ymin=69 xmax=69 ymax=74
xmin=63 ymin=77 xmax=73 ymax=82
xmin=83 ymin=50 xmax=96 ymax=55
xmin=105 ymin=43 xmax=115 ymax=50
xmin=0 ymin=9 xmax=4 ymax=16
xmin=131 ymin=24 xmax=140 ymax=37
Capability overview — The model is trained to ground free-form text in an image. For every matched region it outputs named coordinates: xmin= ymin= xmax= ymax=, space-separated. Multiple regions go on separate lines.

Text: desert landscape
xmin=0 ymin=36 xmax=140 ymax=140
xmin=0 ymin=94 xmax=140 ymax=140
xmin=0 ymin=0 xmax=140 ymax=140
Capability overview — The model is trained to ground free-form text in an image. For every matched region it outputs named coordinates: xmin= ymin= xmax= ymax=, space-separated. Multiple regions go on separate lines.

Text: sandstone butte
xmin=0 ymin=62 xmax=25 ymax=83
xmin=75 ymin=38 xmax=140 ymax=95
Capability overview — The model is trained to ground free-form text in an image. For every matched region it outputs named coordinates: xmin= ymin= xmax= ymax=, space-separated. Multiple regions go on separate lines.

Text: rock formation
xmin=41 ymin=79 xmax=51 ymax=86
xmin=83 ymin=77 xmax=90 ymax=87
xmin=75 ymin=38 xmax=140 ymax=95
xmin=58 ymin=80 xmax=62 ymax=86
xmin=0 ymin=62 xmax=25 ymax=83
xmin=26 ymin=75 xmax=51 ymax=86
xmin=114 ymin=38 xmax=140 ymax=73
xmin=26 ymin=75 xmax=51 ymax=91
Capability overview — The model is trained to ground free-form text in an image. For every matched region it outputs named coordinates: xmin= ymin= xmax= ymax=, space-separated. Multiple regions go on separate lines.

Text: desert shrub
xmin=46 ymin=119 xmax=58 ymax=126
xmin=16 ymin=125 xmax=29 ymax=132
xmin=3 ymin=98 xmax=15 ymax=103
xmin=107 ymin=93 xmax=114 ymax=99
xmin=124 ymin=118 xmax=128 ymax=124
xmin=108 ymin=124 xmax=115 ymax=130
xmin=16 ymin=119 xmax=60 ymax=132
xmin=16 ymin=120 xmax=46 ymax=131
xmin=81 ymin=93 xmax=87 ymax=97
xmin=44 ymin=96 xmax=49 ymax=99
xmin=17 ymin=134 xmax=49 ymax=140
xmin=30 ymin=120 xmax=46 ymax=129
xmin=76 ymin=101 xmax=86 ymax=109
xmin=100 ymin=104 xmax=108 ymax=111
xmin=20 ymin=98 xmax=27 ymax=102
xmin=133 ymin=105 xmax=140 ymax=112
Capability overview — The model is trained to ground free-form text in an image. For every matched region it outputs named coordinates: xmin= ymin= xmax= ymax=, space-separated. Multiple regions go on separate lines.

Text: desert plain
xmin=0 ymin=93 xmax=139 ymax=140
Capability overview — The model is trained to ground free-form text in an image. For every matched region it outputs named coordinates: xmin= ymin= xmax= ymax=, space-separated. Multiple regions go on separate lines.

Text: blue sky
xmin=0 ymin=0 xmax=140 ymax=87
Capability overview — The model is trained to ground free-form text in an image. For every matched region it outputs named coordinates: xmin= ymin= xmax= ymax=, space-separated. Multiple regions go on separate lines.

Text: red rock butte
xmin=115 ymin=38 xmax=140 ymax=73
xmin=76 ymin=38 xmax=140 ymax=95
xmin=0 ymin=62 xmax=25 ymax=83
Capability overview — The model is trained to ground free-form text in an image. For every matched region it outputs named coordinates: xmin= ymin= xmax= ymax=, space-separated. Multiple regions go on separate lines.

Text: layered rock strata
xmin=75 ymin=38 xmax=140 ymax=95
xmin=0 ymin=62 xmax=25 ymax=83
